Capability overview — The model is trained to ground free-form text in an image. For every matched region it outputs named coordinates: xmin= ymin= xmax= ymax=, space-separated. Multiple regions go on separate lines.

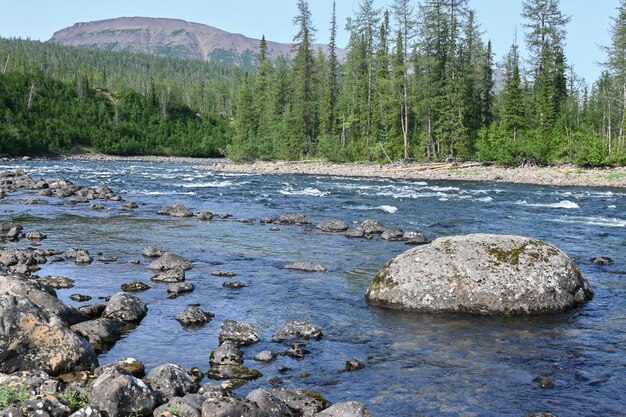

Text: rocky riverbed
xmin=0 ymin=161 xmax=623 ymax=416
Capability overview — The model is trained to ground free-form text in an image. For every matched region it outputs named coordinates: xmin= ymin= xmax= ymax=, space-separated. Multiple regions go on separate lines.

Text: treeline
xmin=0 ymin=38 xmax=244 ymax=117
xmin=231 ymin=0 xmax=626 ymax=166
xmin=0 ymin=70 xmax=232 ymax=156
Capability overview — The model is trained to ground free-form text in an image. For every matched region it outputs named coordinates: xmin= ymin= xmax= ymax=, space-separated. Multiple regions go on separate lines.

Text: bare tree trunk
xmin=27 ymin=81 xmax=36 ymax=111
xmin=341 ymin=114 xmax=347 ymax=147
xmin=2 ymin=54 xmax=9 ymax=74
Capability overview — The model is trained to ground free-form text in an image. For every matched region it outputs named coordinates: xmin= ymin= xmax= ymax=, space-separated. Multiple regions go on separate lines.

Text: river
xmin=1 ymin=160 xmax=624 ymax=416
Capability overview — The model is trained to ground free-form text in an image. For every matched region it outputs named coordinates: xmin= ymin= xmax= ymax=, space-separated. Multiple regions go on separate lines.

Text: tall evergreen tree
xmin=290 ymin=0 xmax=318 ymax=156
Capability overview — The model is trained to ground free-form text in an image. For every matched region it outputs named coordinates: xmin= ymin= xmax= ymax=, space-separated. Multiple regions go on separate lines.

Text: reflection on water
xmin=1 ymin=160 xmax=624 ymax=416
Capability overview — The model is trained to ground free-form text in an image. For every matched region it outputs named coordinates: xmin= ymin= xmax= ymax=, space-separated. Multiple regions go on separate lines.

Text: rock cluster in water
xmin=0 ymin=168 xmax=597 ymax=416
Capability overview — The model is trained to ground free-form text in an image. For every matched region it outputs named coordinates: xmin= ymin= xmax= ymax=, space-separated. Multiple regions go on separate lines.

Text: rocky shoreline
xmin=25 ymin=153 xmax=626 ymax=188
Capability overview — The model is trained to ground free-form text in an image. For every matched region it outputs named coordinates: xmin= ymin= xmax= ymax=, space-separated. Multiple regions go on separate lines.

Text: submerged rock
xmin=121 ymin=280 xmax=151 ymax=292
xmin=366 ymin=234 xmax=594 ymax=315
xmin=283 ymin=262 xmax=327 ymax=273
xmin=591 ymin=256 xmax=614 ymax=266
xmin=278 ymin=213 xmax=311 ymax=225
xmin=273 ymin=320 xmax=323 ymax=342
xmin=344 ymin=359 xmax=366 ymax=372
xmin=157 ymin=204 xmax=194 ymax=218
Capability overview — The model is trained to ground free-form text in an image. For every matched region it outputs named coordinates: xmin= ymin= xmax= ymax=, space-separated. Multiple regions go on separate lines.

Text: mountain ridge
xmin=50 ymin=16 xmax=345 ymax=67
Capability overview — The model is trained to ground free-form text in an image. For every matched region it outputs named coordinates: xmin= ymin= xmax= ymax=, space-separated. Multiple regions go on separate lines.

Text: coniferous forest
xmin=1 ymin=0 xmax=626 ymax=166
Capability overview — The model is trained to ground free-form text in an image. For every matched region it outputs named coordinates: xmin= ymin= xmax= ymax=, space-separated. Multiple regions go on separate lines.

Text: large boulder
xmin=0 ymin=294 xmax=98 ymax=375
xmin=0 ymin=275 xmax=85 ymax=325
xmin=201 ymin=397 xmax=267 ymax=417
xmin=366 ymin=234 xmax=594 ymax=315
xmin=88 ymin=368 xmax=158 ymax=417
xmin=278 ymin=213 xmax=311 ymax=225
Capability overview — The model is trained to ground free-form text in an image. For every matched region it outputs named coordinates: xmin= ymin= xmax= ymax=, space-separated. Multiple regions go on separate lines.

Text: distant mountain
xmin=50 ymin=17 xmax=345 ymax=67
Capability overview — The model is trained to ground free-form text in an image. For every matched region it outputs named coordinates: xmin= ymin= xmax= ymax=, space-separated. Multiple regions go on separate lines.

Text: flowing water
xmin=1 ymin=160 xmax=625 ymax=416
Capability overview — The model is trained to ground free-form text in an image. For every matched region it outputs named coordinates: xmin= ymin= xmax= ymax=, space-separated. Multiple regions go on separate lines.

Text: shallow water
xmin=1 ymin=160 xmax=625 ymax=416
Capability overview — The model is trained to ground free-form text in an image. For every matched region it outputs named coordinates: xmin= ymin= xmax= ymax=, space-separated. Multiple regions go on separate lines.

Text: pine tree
xmin=502 ymin=42 xmax=526 ymax=142
xmin=290 ymin=0 xmax=319 ymax=156
xmin=480 ymin=40 xmax=495 ymax=127
xmin=320 ymin=0 xmax=339 ymax=137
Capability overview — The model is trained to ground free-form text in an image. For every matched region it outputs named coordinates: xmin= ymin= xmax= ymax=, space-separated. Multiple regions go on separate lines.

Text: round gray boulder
xmin=366 ymin=234 xmax=594 ymax=315
xmin=103 ymin=292 xmax=148 ymax=324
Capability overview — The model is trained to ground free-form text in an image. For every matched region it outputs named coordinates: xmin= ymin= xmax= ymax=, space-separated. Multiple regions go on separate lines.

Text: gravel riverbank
xmin=57 ymin=154 xmax=626 ymax=188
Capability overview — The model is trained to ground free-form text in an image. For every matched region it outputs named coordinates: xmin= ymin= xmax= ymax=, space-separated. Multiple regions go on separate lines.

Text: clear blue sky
xmin=0 ymin=0 xmax=620 ymax=84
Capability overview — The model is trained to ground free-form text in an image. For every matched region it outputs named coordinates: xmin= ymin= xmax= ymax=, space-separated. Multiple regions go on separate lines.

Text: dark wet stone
xmin=223 ymin=281 xmax=246 ymax=289
xmin=176 ymin=305 xmax=214 ymax=327
xmin=284 ymin=343 xmax=310 ymax=359
xmin=206 ymin=364 xmax=262 ymax=381
xmin=219 ymin=320 xmax=260 ymax=346
xmin=344 ymin=359 xmax=365 ymax=372
xmin=123 ymin=201 xmax=139 ymax=209
xmin=269 ymin=377 xmax=283 ymax=386
xmin=196 ymin=211 xmax=214 ymax=220
xmin=70 ymin=294 xmax=92 ymax=302
xmin=283 ymin=262 xmax=327 ymax=273
xmin=273 ymin=320 xmax=323 ymax=342
xmin=121 ymin=280 xmax=151 ymax=292
xmin=403 ymin=231 xmax=431 ymax=245
xmin=72 ymin=318 xmax=122 ymax=353
xmin=211 ymin=270 xmax=237 ymax=277
xmin=78 ymin=304 xmax=107 ymax=319
xmin=90 ymin=204 xmax=105 ymax=210
xmin=533 ymin=375 xmax=555 ymax=389
xmin=269 ymin=227 xmax=281 ymax=232
xmin=591 ymin=256 xmax=615 ymax=266
xmin=260 ymin=216 xmax=278 ymax=224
